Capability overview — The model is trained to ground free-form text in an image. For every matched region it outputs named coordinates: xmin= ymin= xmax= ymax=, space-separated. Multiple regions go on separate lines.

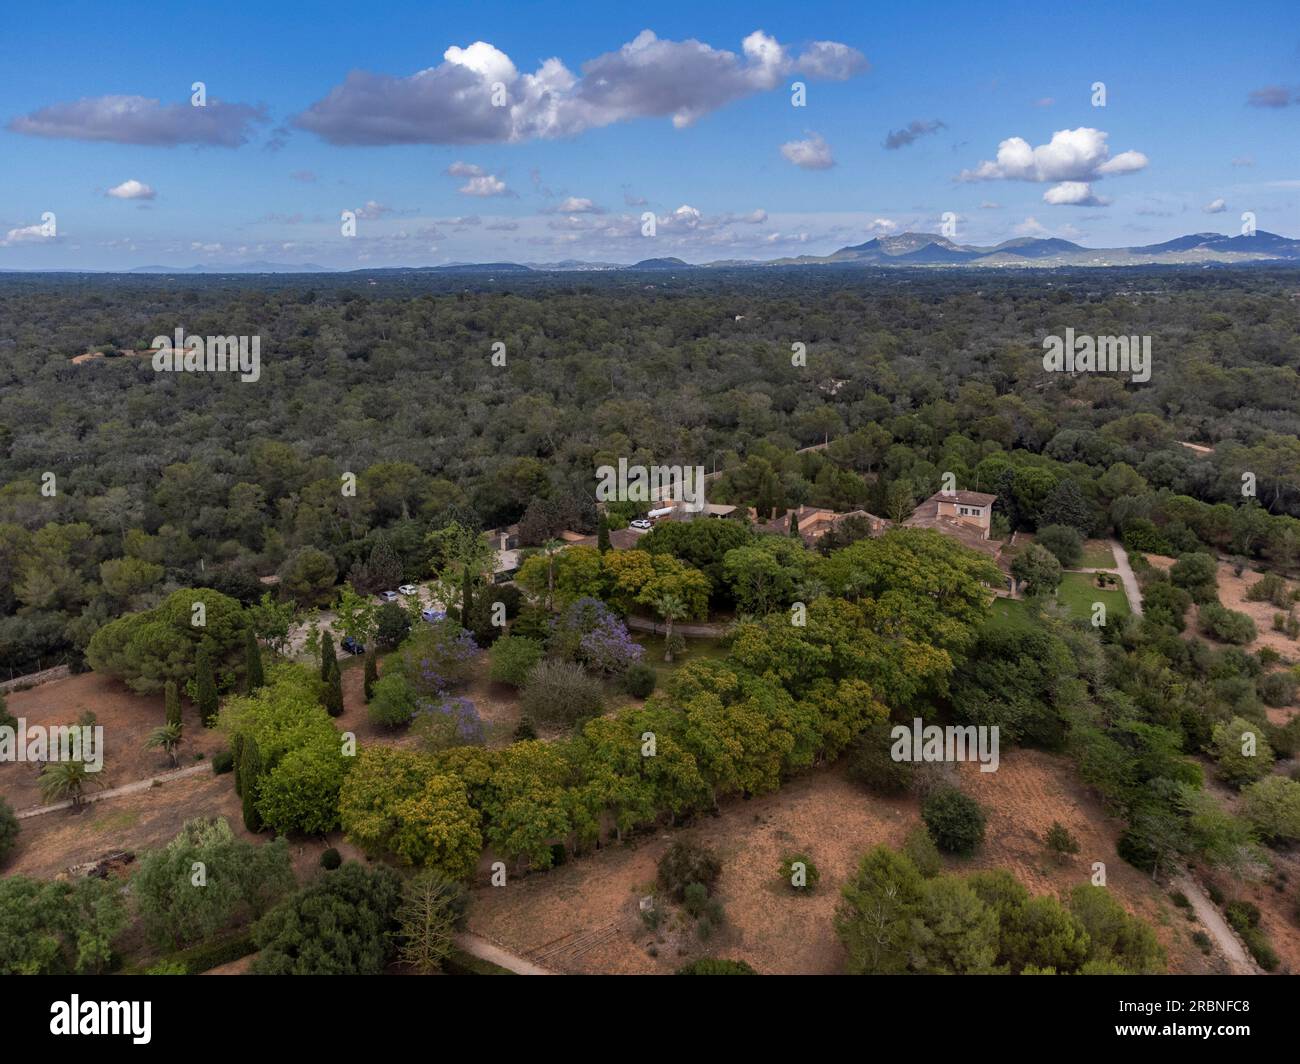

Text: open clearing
xmin=467 ymin=749 xmax=1216 ymax=975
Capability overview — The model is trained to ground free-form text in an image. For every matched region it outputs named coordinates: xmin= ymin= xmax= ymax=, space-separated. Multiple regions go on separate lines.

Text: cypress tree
xmin=240 ymin=735 xmax=263 ymax=832
xmin=597 ymin=514 xmax=611 ymax=554
xmin=789 ymin=510 xmax=800 ymax=538
xmin=245 ymin=629 xmax=264 ymax=694
xmin=363 ymin=650 xmax=378 ymax=702
xmin=232 ymin=733 xmax=245 ymax=797
xmin=325 ymin=655 xmax=344 ymax=718
xmin=164 ymin=680 xmax=182 ymax=728
xmin=320 ymin=630 xmax=336 ymax=682
xmin=462 ymin=562 xmax=474 ymax=622
xmin=195 ymin=644 xmax=219 ymax=726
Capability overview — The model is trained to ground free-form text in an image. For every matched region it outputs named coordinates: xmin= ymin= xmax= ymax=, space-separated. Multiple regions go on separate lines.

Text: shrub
xmin=368 ymin=671 xmax=418 ymax=728
xmin=622 ymin=662 xmax=657 ymax=699
xmin=1209 ymin=717 xmax=1274 ymax=788
xmin=779 ymin=853 xmax=820 ymax=892
xmin=847 ymin=725 xmax=914 ymax=795
xmin=211 ymin=749 xmax=235 ymax=775
xmin=1191 ymin=931 xmax=1212 ymax=954
xmin=901 ymin=826 xmax=942 ymax=877
xmin=363 ymin=650 xmax=378 ymax=701
xmin=488 ymin=635 xmax=544 ymax=688
xmin=922 ymin=787 xmax=986 ymax=856
xmin=1171 ymin=552 xmax=1219 ymax=594
xmin=0 ymin=798 xmax=18 ymax=866
xmin=1258 ymin=670 xmax=1298 ymax=708
xmin=520 ymin=659 xmax=604 ymax=727
xmin=676 ymin=958 xmax=756 ymax=975
xmin=1240 ymin=776 xmax=1300 ymax=844
xmin=1035 ymin=524 xmax=1083 ymax=568
xmin=1045 ymin=821 xmax=1080 ymax=862
xmin=412 ymin=696 xmax=486 ymax=752
xmin=253 ymin=863 xmax=402 ymax=975
xmin=512 ymin=717 xmax=538 ymax=741
xmin=1199 ymin=603 xmax=1257 ymax=645
xmin=320 ymin=847 xmax=342 ymax=870
xmin=657 ymin=841 xmax=721 ymax=902
xmin=1246 ymin=573 xmax=1291 ymax=609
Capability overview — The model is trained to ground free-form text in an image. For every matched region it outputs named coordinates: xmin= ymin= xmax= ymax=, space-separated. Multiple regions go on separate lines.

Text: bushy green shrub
xmin=779 ymin=853 xmax=820 ymax=892
xmin=847 ymin=725 xmax=914 ymax=795
xmin=0 ymin=798 xmax=18 ymax=866
xmin=320 ymin=847 xmax=342 ymax=870
xmin=488 ymin=635 xmax=544 ymax=688
xmin=211 ymin=749 xmax=234 ymax=775
xmin=922 ymin=787 xmax=986 ymax=856
xmin=657 ymin=841 xmax=721 ymax=902
xmin=1199 ymin=603 xmax=1257 ymax=645
xmin=676 ymin=958 xmax=756 ymax=975
xmin=622 ymin=662 xmax=657 ymax=698
xmin=520 ymin=659 xmax=604 ymax=727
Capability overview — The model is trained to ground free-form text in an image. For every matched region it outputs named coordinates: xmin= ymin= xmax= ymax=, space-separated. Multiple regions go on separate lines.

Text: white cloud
xmin=959 ymin=128 xmax=1147 ymax=192
xmin=0 ymin=223 xmax=53 ymax=246
xmin=459 ymin=174 xmax=511 ymax=197
xmin=781 ymin=132 xmax=835 ymax=170
xmin=293 ymin=30 xmax=867 ymax=145
xmin=1042 ymin=181 xmax=1109 ymax=206
xmin=1203 ymin=197 xmax=1227 ymax=213
xmin=446 ymin=161 xmax=484 ymax=177
xmin=556 ymin=196 xmax=601 ymax=213
xmin=105 ymin=179 xmax=155 ymax=200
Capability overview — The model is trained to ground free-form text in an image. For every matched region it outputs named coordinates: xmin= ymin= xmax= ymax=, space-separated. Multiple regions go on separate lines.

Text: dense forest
xmin=1 ymin=267 xmax=1298 ymax=675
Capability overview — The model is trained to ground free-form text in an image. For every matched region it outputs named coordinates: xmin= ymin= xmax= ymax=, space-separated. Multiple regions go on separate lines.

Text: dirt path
xmin=14 ymin=763 xmax=210 ymax=819
xmin=1110 ymin=539 xmax=1143 ymax=616
xmin=625 ymin=615 xmax=727 ymax=638
xmin=1171 ymin=873 xmax=1256 ymax=975
xmin=453 ymin=932 xmax=555 ymax=975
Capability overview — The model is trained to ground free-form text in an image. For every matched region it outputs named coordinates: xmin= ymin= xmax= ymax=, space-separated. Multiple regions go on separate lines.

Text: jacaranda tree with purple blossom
xmin=550 ymin=597 xmax=643 ymax=676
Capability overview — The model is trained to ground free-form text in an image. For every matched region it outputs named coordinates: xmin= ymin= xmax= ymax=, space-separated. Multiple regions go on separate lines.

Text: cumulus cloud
xmin=883 ymin=118 xmax=945 ymax=149
xmin=1247 ymin=85 xmax=1294 ymax=108
xmin=1203 ymin=197 xmax=1227 ymax=213
xmin=780 ymin=132 xmax=835 ymax=169
xmin=0 ymin=222 xmax=54 ymax=246
xmin=446 ymin=161 xmax=485 ymax=177
xmin=459 ymin=174 xmax=511 ymax=196
xmin=8 ymin=95 xmax=265 ymax=146
xmin=958 ymin=127 xmax=1146 ymax=206
xmin=1042 ymin=181 xmax=1109 ymax=207
xmin=293 ymin=30 xmax=867 ymax=145
xmin=105 ymin=179 xmax=155 ymax=200
xmin=555 ymin=196 xmax=602 ymax=213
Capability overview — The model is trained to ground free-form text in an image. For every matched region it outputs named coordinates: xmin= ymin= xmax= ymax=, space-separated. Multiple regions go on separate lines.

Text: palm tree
xmin=654 ymin=592 xmax=687 ymax=663
xmin=542 ymin=538 xmax=563 ymax=612
xmin=39 ymin=760 xmax=107 ymax=810
xmin=145 ymin=722 xmax=184 ymax=768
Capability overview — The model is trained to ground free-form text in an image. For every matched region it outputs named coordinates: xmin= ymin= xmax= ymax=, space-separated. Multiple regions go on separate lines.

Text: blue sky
xmin=1 ymin=0 xmax=1296 ymax=268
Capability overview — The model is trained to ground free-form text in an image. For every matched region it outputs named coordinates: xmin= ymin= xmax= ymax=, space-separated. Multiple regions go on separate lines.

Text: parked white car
xmin=379 ymin=590 xmax=399 ymax=602
xmin=398 ymin=584 xmax=418 ymax=595
xmin=630 ymin=519 xmax=652 ymax=530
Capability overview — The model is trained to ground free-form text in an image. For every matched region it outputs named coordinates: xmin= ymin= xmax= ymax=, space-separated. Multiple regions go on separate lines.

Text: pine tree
xmin=368 ymin=537 xmax=403 ymax=592
xmin=363 ymin=650 xmax=378 ymax=702
xmin=597 ymin=514 xmax=611 ymax=554
xmin=324 ymin=655 xmax=344 ymax=718
xmin=240 ymin=735 xmax=263 ymax=832
xmin=320 ymin=630 xmax=336 ymax=682
xmin=245 ymin=629 xmax=264 ymax=694
xmin=164 ymin=679 xmax=182 ymax=728
xmin=195 ymin=644 xmax=219 ymax=726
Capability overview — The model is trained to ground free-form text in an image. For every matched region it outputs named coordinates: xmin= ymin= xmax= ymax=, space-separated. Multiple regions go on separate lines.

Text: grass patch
xmin=1056 ymin=571 xmax=1131 ymax=622
xmin=1079 ymin=542 xmax=1117 ymax=569
xmin=90 ymin=810 xmax=140 ymax=833
xmin=631 ymin=633 xmax=728 ymax=678
xmin=987 ymin=598 xmax=1032 ymax=629
xmin=444 ymin=948 xmax=515 ymax=976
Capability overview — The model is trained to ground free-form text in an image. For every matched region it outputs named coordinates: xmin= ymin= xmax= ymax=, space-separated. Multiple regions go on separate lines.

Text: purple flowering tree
xmin=552 ymin=597 xmax=643 ymax=675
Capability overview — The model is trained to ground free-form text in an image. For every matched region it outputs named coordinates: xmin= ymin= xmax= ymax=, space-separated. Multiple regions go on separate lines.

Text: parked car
xmin=341 ymin=636 xmax=365 ymax=655
xmin=379 ymin=590 xmax=399 ymax=602
xmin=630 ymin=519 xmax=652 ymax=530
xmin=398 ymin=584 xmax=418 ymax=596
xmin=421 ymin=608 xmax=446 ymax=623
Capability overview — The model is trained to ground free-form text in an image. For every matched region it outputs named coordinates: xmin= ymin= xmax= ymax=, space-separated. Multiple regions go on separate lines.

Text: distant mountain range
xmin=18 ymin=230 xmax=1299 ymax=275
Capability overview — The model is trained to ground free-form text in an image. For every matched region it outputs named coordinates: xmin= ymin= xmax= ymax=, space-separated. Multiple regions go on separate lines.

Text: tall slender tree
xmin=164 ymin=679 xmax=181 ymax=728
xmin=245 ymin=629 xmax=264 ymax=694
xmin=363 ymin=650 xmax=378 ymax=702
xmin=597 ymin=514 xmax=611 ymax=554
xmin=320 ymin=630 xmax=337 ymax=682
xmin=195 ymin=643 xmax=218 ymax=726
xmin=240 ymin=736 xmax=263 ymax=832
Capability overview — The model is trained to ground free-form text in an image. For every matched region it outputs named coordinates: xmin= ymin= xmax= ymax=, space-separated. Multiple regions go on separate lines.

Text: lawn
xmin=630 ymin=632 xmax=728 ymax=679
xmin=1078 ymin=541 xmax=1117 ymax=569
xmin=987 ymin=597 xmax=1032 ymax=629
xmin=1056 ymin=571 xmax=1131 ymax=622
